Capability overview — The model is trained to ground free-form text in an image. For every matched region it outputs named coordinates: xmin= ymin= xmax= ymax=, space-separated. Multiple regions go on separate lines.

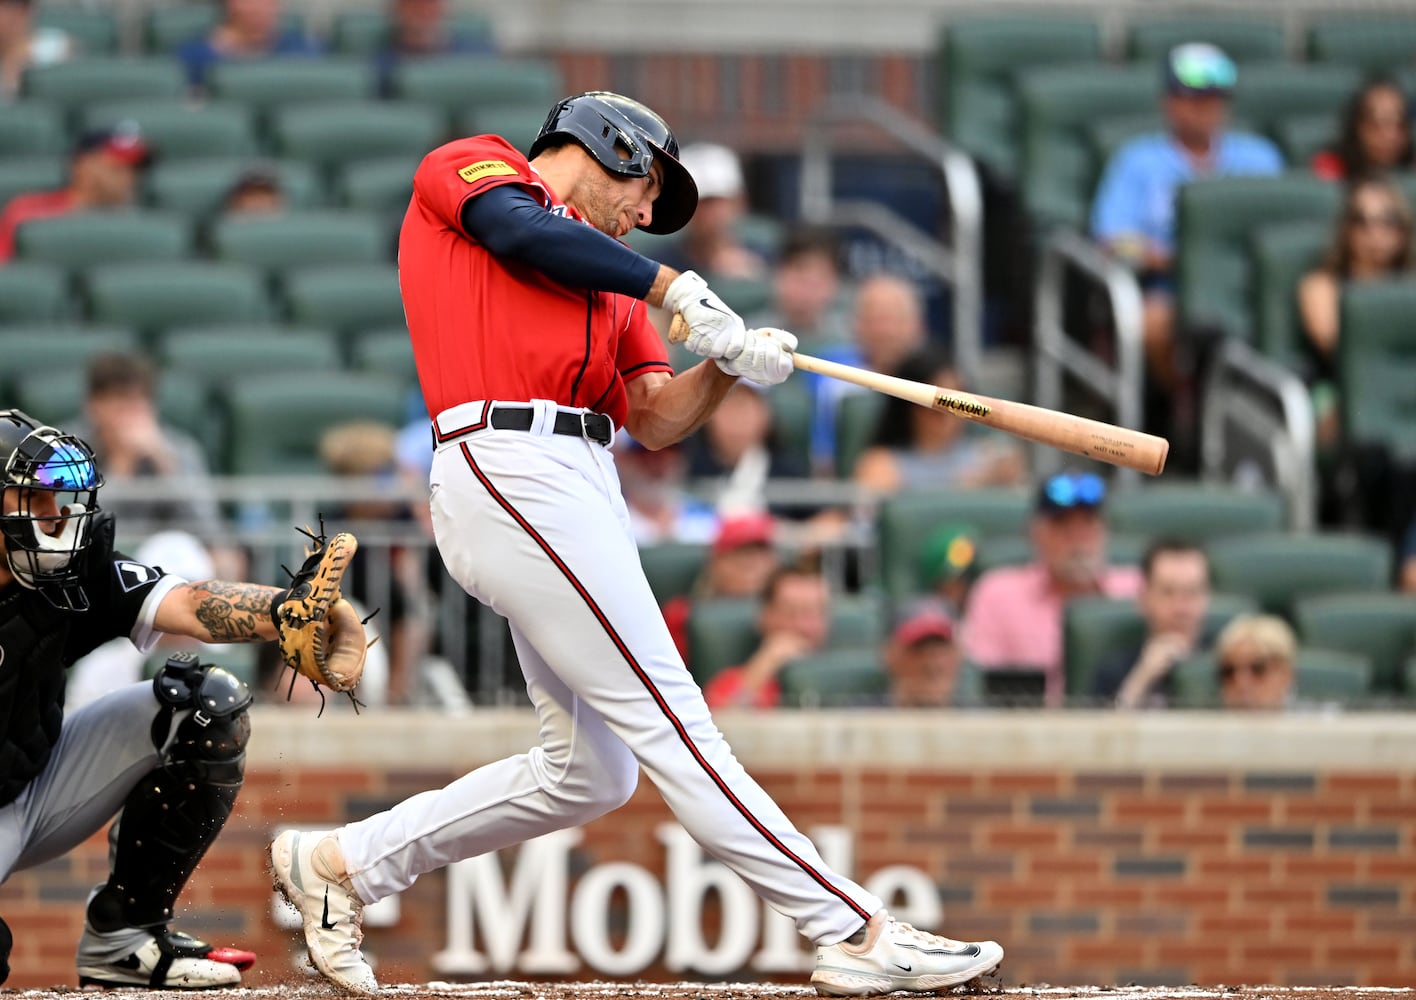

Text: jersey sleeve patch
xmin=458 ymin=159 xmax=518 ymax=184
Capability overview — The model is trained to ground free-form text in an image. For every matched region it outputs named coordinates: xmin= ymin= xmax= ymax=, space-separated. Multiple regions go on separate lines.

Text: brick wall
xmin=3 ymin=712 xmax=1413 ymax=988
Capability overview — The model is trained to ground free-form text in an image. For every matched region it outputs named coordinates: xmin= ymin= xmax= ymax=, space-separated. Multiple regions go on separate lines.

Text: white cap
xmin=679 ymin=142 xmax=744 ymax=200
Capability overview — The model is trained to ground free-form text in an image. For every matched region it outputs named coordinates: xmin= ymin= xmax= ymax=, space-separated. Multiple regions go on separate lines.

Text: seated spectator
xmin=0 ymin=0 xmax=75 ymax=98
xmin=1213 ymin=613 xmax=1296 ymax=711
xmin=614 ymin=431 xmax=718 ymax=544
xmin=1298 ymin=176 xmax=1413 ymax=447
xmin=0 ymin=123 xmax=149 ymax=262
xmin=961 ymin=471 xmax=1143 ymax=706
xmin=223 ymin=162 xmax=286 ymax=215
xmin=661 ymin=512 xmax=780 ymax=664
xmin=916 ymin=523 xmax=979 ymax=620
xmin=853 ymin=347 xmax=1026 ymax=493
xmin=177 ymin=0 xmax=320 ymax=90
xmin=1312 ymin=76 xmax=1415 ymax=181
xmin=702 ymin=564 xmax=831 ymax=709
xmin=660 ymin=142 xmax=769 ymax=279
xmin=684 ymin=381 xmax=808 ymax=514
xmin=1402 ymin=517 xmax=1416 ymax=593
xmin=374 ymin=0 xmax=495 ymax=93
xmin=745 ymin=223 xmax=850 ymax=347
xmin=1091 ymin=43 xmax=1282 ymax=417
xmin=1091 ymin=539 xmax=1211 ymax=709
xmin=881 ymin=604 xmax=964 ymax=708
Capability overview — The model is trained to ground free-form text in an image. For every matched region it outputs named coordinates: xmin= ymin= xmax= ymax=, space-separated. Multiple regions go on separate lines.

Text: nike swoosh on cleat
xmin=321 ymin=888 xmax=337 ymax=931
xmin=895 ymin=963 xmax=912 ymax=972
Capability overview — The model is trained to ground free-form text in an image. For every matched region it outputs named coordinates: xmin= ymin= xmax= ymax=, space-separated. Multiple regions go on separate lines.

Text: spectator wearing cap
xmin=0 ymin=0 xmax=75 ymax=98
xmin=882 ymin=605 xmax=963 ymax=708
xmin=177 ymin=0 xmax=321 ymax=90
xmin=961 ymin=471 xmax=1142 ymax=706
xmin=661 ymin=512 xmax=780 ymax=665
xmin=223 ymin=162 xmax=286 ymax=215
xmin=1091 ymin=539 xmax=1211 ymax=709
xmin=1090 ymin=43 xmax=1281 ymax=434
xmin=0 ymin=123 xmax=149 ymax=263
xmin=660 ymin=142 xmax=769 ymax=280
xmin=917 ymin=523 xmax=978 ymax=620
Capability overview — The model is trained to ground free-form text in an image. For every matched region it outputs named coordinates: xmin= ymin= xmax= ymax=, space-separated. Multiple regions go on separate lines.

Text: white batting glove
xmin=717 ymin=328 xmax=798 ymax=386
xmin=662 ymin=270 xmax=747 ymax=361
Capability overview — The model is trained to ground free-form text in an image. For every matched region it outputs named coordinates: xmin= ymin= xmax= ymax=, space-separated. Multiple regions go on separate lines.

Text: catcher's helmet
xmin=530 ymin=91 xmax=698 ymax=235
xmin=0 ymin=408 xmax=103 ymax=610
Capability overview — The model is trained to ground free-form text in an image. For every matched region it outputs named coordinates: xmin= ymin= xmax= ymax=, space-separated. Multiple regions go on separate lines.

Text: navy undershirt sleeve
xmin=460 ymin=184 xmax=660 ymax=299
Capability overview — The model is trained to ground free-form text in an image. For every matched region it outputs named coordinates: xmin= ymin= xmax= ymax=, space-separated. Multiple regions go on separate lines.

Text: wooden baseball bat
xmin=669 ymin=315 xmax=1168 ymax=476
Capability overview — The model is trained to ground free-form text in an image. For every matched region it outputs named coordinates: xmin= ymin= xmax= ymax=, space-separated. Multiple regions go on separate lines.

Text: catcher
xmin=0 ymin=408 xmax=366 ymax=989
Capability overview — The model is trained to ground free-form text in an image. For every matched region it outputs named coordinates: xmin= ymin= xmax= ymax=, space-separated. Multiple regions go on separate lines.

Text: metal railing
xmin=798 ymin=94 xmax=985 ymax=390
xmin=1032 ymin=228 xmax=1147 ymax=486
xmin=1200 ymin=338 xmax=1317 ymax=532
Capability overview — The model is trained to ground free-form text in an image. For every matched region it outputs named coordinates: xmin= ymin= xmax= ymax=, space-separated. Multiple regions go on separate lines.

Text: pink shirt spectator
xmin=962 ymin=562 xmax=1143 ymax=705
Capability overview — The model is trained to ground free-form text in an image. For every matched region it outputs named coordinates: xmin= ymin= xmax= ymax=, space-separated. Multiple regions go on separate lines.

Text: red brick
xmin=1370 ymin=800 xmax=1416 ymax=820
xmin=1111 ymin=796 xmax=1188 ymax=822
xmin=1198 ymin=797 xmax=1277 ymax=823
xmin=982 ymin=825 xmax=1061 ymax=851
xmin=1365 ymin=857 xmax=1416 ymax=879
xmin=1198 ymin=912 xmax=1274 ymax=936
xmin=1282 ymin=911 xmax=1359 ymax=934
xmin=1072 ymin=883 xmax=1146 ymax=907
xmin=1157 ymin=942 xmax=1233 ymax=964
xmin=983 ymin=772 xmax=1063 ymax=794
xmin=1283 ymin=799 xmax=1362 ymax=823
xmin=1241 ymin=885 xmax=1320 ymax=907
xmin=1198 ymin=856 xmax=1274 ymax=878
xmin=1070 ymin=941 xmax=1148 ymax=964
xmin=1152 ymin=884 xmax=1231 ymax=907
xmin=983 ymin=882 xmax=1063 ymax=908
xmin=1327 ymin=942 xmax=1403 ymax=964
xmin=1241 ymin=943 xmax=1322 ymax=963
xmin=1023 ymin=854 xmax=1104 ymax=878
xmin=1327 ymin=773 xmax=1403 ymax=794
xmin=1281 ymin=855 xmax=1360 ymax=880
xmin=1155 ymin=828 xmax=1230 ymax=849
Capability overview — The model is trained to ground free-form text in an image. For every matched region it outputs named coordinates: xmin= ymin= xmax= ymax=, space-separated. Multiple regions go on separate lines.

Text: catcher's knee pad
xmin=151 ymin=651 xmax=253 ymax=779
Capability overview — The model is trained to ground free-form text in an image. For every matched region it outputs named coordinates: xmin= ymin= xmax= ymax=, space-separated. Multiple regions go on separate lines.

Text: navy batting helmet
xmin=530 ymin=91 xmax=698 ymax=235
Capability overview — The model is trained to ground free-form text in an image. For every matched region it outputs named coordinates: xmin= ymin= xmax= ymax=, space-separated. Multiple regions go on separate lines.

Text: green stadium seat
xmin=1294 ymin=592 xmax=1416 ymax=696
xmin=833 ymin=391 xmax=884 ymax=480
xmin=280 ymin=263 xmax=405 ymax=335
xmin=1172 ymin=646 xmax=1374 ymax=707
xmin=1106 ymin=483 xmax=1286 ymax=542
xmin=145 ymin=157 xmax=320 ymax=217
xmin=219 ymin=371 xmax=408 ymax=475
xmin=15 ymin=211 xmax=193 ymax=271
xmin=937 ymin=16 xmax=1102 ymax=180
xmin=1337 ymin=280 xmax=1416 ymax=460
xmin=1307 ymin=16 xmax=1416 ymax=71
xmin=269 ymin=101 xmax=444 ymax=169
xmin=207 ymin=59 xmax=377 ymax=114
xmin=1016 ymin=64 xmax=1157 ymax=230
xmin=779 ymin=649 xmax=887 ymax=708
xmin=35 ymin=5 xmax=120 ymax=55
xmin=972 ymin=534 xmax=1033 ymax=574
xmin=0 ymin=156 xmax=66 ymax=210
xmin=142 ymin=5 xmax=217 ymax=51
xmin=159 ymin=326 xmax=341 ymax=379
xmin=210 ymin=211 xmax=389 ymax=272
xmin=0 ymin=262 xmax=68 ymax=322
xmin=350 ymin=329 xmax=416 ymax=386
xmin=20 ymin=58 xmax=187 ymax=116
xmin=1249 ymin=219 xmax=1331 ymax=370
xmin=0 ymin=325 xmax=137 ymax=399
xmin=876 ymin=488 xmax=1031 ymax=599
xmin=765 ymin=376 xmax=813 ymax=473
xmin=1176 ymin=173 xmax=1340 ymax=342
xmin=1207 ymin=533 xmax=1392 ymax=619
xmin=457 ymin=104 xmax=549 ymax=156
xmin=391 ymin=57 xmax=562 ymax=123
xmin=82 ymin=100 xmax=258 ymax=160
xmin=1125 ymin=15 xmax=1287 ymax=63
xmin=331 ymin=10 xmax=494 ymax=54
xmin=1230 ymin=64 xmax=1363 ymax=137
xmin=1271 ymin=114 xmax=1339 ymax=170
xmin=639 ymin=541 xmax=709 ymax=605
xmin=685 ymin=594 xmax=883 ymax=687
xmin=337 ymin=157 xmax=416 ymax=214
xmin=0 ymin=103 xmax=66 ymax=156
xmin=704 ymin=273 xmax=772 ymax=316
xmin=85 ymin=261 xmax=269 ymax=339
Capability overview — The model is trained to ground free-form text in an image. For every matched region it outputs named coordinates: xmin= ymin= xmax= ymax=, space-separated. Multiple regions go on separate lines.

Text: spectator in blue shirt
xmin=374 ymin=0 xmax=495 ymax=94
xmin=1091 ymin=43 xmax=1282 ymax=401
xmin=177 ymin=0 xmax=321 ymax=90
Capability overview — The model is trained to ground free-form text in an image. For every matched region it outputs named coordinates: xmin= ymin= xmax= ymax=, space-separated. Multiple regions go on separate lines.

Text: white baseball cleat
xmin=76 ymin=925 xmax=243 ymax=990
xmin=811 ymin=910 xmax=1004 ymax=997
xmin=270 ymin=829 xmax=379 ymax=995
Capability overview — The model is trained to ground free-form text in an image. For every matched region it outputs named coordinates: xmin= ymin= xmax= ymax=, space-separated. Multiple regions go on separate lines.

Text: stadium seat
xmin=876 ymin=488 xmax=1031 ymax=599
xmin=82 ymin=100 xmax=258 ymax=159
xmin=350 ymin=329 xmax=416 ymax=386
xmin=15 ymin=211 xmax=194 ymax=271
xmin=1207 ymin=533 xmax=1393 ymax=619
xmin=0 ymin=325 xmax=137 ymax=399
xmin=1271 ymin=114 xmax=1339 ymax=170
xmin=1106 ymin=484 xmax=1286 ymax=542
xmin=20 ymin=58 xmax=187 ymax=117
xmin=638 ymin=541 xmax=709 ymax=605
xmin=1124 ymin=15 xmax=1287 ymax=63
xmin=144 ymin=7 xmax=302 ymax=53
xmin=219 ymin=371 xmax=408 ymax=475
xmin=457 ymin=104 xmax=549 ymax=156
xmin=390 ymin=57 xmax=562 ymax=124
xmin=0 ymin=156 xmax=66 ymax=211
xmin=35 ymin=5 xmax=120 ymax=55
xmin=331 ymin=9 xmax=494 ymax=54
xmin=0 ymin=103 xmax=66 ymax=156
xmin=1249 ymin=219 xmax=1331 ymax=370
xmin=685 ymin=595 xmax=883 ymax=687
xmin=779 ymin=649 xmax=887 ymax=708
xmin=336 ymin=157 xmax=416 ymax=214
xmin=210 ymin=211 xmax=389 ymax=272
xmin=1171 ymin=646 xmax=1374 ymax=707
xmin=833 ymin=391 xmax=885 ymax=479
xmin=145 ymin=157 xmax=320 ymax=217
xmin=280 ymin=263 xmax=405 ymax=335
xmin=85 ymin=261 xmax=269 ymax=340
xmin=207 ymin=59 xmax=378 ymax=115
xmin=1307 ymin=16 xmax=1416 ymax=71
xmin=765 ymin=376 xmax=814 ymax=473
xmin=972 ymin=534 xmax=1034 ymax=574
xmin=1176 ymin=173 xmax=1340 ymax=342
xmin=1294 ymin=592 xmax=1416 ymax=696
xmin=1063 ymin=592 xmax=1258 ymax=700
xmin=0 ymin=262 xmax=68 ymax=322
xmin=1085 ymin=112 xmax=1165 ymax=168
xmin=1230 ymin=64 xmax=1363 ymax=138
xmin=159 ymin=326 xmax=342 ymax=379
xmin=704 ymin=273 xmax=773 ymax=316
xmin=937 ymin=15 xmax=1102 ymax=180
xmin=269 ymin=101 xmax=445 ymax=169
xmin=1016 ymin=64 xmax=1157 ymax=230
xmin=1337 ymin=280 xmax=1416 ymax=460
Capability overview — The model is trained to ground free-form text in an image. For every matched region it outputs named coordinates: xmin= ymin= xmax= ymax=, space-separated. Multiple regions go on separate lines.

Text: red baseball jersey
xmin=399 ymin=135 xmax=673 ymax=428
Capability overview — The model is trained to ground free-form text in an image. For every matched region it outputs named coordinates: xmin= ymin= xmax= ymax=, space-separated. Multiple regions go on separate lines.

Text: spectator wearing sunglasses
xmin=961 ymin=472 xmax=1142 ymax=706
xmin=1213 ymin=614 xmax=1296 ymax=711
xmin=1091 ymin=44 xmax=1282 ymax=444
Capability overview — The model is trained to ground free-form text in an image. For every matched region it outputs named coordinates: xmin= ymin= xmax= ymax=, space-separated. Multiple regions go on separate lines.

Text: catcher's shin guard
xmin=88 ymin=654 xmax=252 ymax=933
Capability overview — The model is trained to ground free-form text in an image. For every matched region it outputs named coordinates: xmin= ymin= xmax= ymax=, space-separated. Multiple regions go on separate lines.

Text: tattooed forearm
xmin=189 ymin=580 xmax=283 ymax=642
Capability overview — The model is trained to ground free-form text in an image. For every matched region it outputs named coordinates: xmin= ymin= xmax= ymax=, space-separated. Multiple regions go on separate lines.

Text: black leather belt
xmin=489 ymin=406 xmax=613 ymax=446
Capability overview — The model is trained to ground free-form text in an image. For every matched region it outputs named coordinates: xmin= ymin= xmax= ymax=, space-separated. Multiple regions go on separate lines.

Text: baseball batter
xmin=271 ymin=92 xmax=1004 ymax=997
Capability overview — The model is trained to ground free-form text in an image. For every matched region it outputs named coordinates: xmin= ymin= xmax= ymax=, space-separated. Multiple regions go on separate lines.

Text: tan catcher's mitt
xmin=270 ymin=523 xmax=368 ymax=694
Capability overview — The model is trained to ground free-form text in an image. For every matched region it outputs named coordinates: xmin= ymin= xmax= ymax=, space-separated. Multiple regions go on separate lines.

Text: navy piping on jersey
xmin=457 ymin=441 xmax=873 ymax=925
xmin=569 ymin=290 xmax=593 ymax=406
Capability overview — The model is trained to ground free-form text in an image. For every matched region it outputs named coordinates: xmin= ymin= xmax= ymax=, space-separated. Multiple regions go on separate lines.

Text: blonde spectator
xmin=1213 ymin=613 xmax=1297 ymax=711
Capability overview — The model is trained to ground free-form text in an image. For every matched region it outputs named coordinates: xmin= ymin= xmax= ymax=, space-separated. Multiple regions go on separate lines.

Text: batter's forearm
xmin=645 ymin=265 xmax=679 ymax=308
xmin=623 ymin=361 xmax=738 ymax=449
xmin=155 ymin=580 xmax=283 ymax=643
